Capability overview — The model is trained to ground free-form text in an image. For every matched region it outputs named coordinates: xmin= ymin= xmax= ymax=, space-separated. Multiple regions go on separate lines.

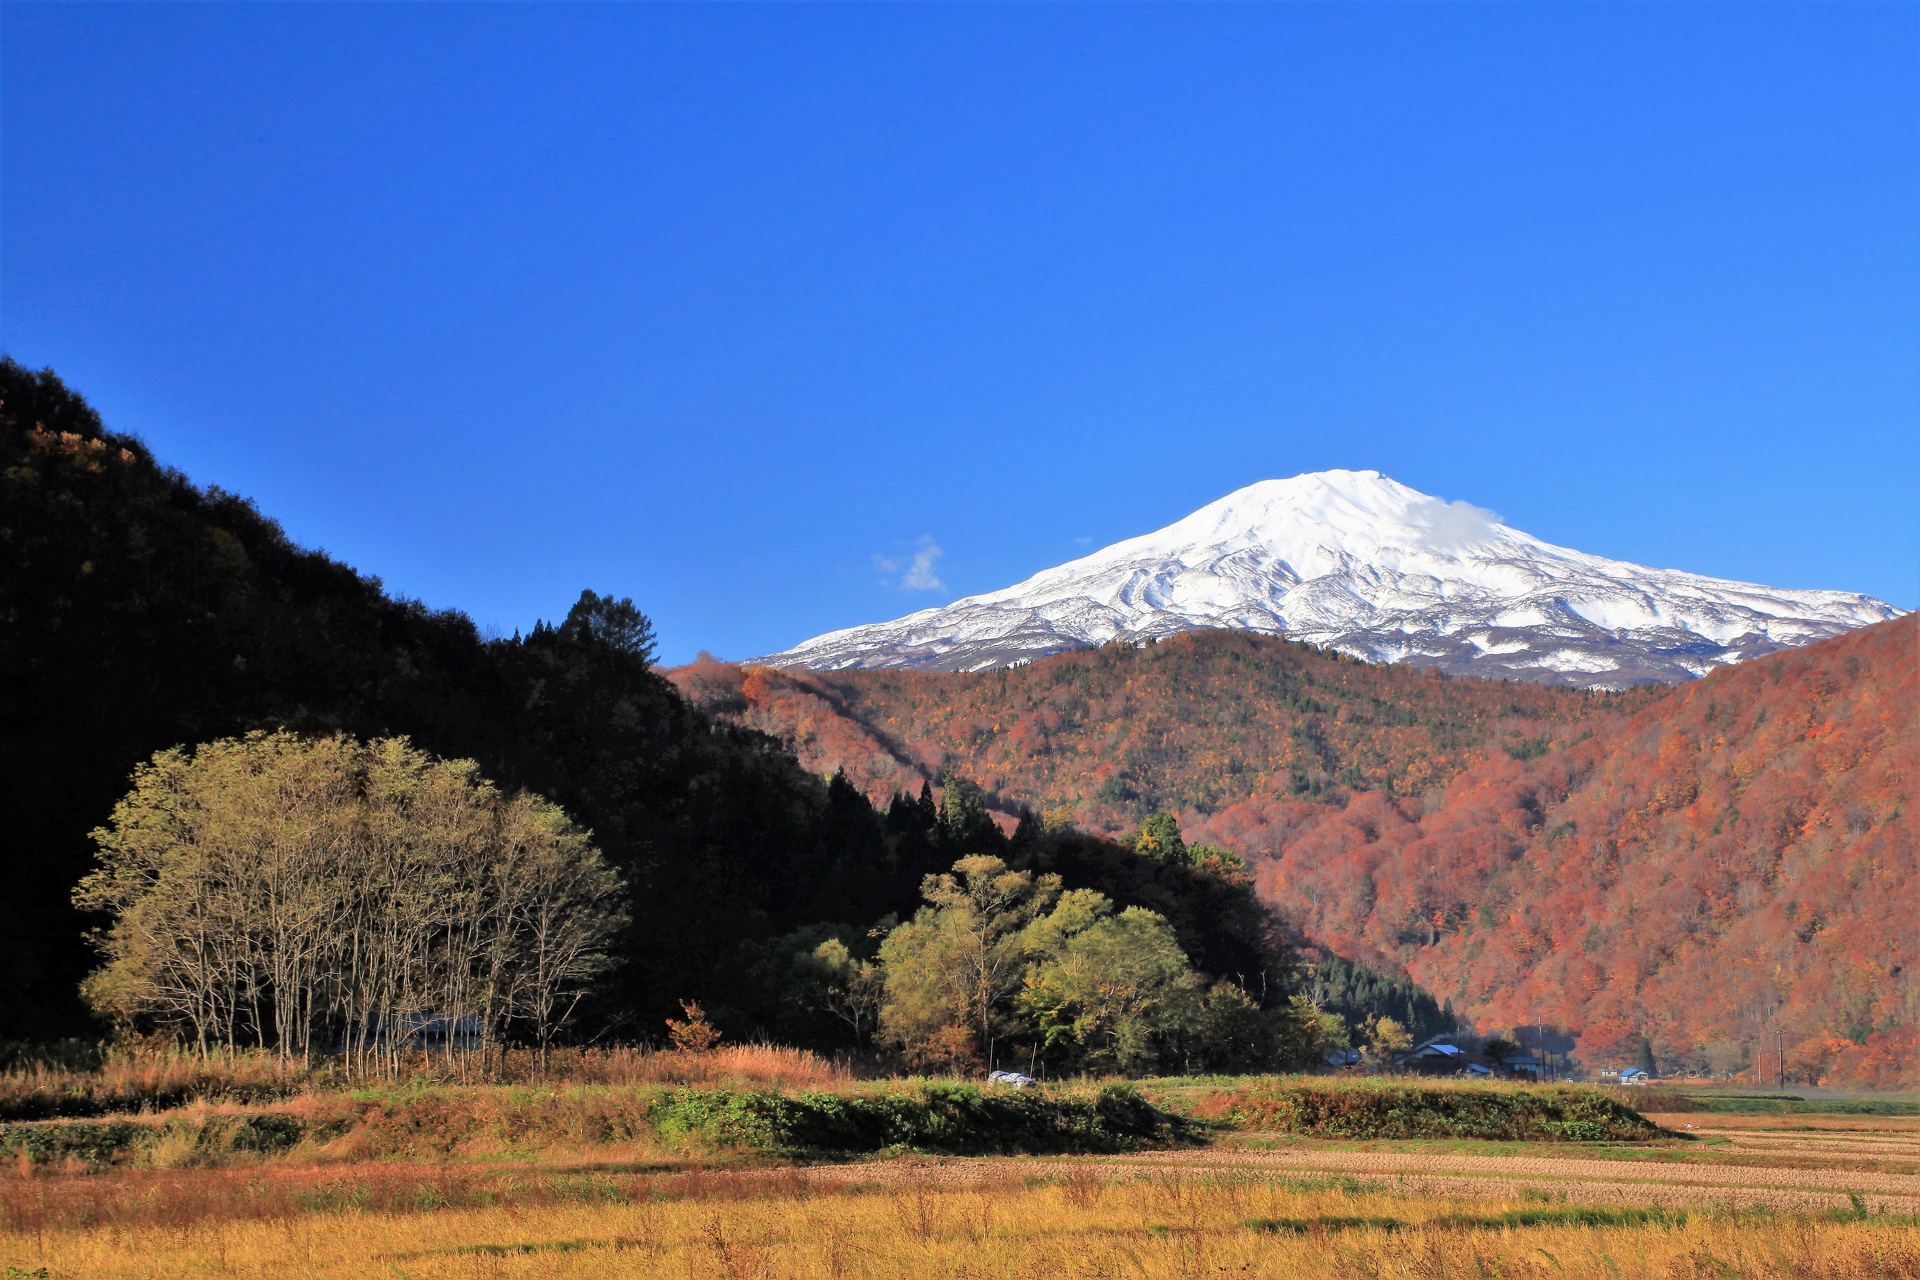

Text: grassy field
xmin=2 ymin=1058 xmax=1916 ymax=1277
xmin=3 ymin=1147 xmax=1915 ymax=1278
xmin=0 ymin=1044 xmax=847 ymax=1122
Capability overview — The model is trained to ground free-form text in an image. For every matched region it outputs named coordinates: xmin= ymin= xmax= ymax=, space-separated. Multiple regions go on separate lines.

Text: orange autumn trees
xmin=670 ymin=631 xmax=1651 ymax=829
xmin=1218 ymin=616 xmax=1915 ymax=1087
xmin=672 ymin=657 xmax=927 ymax=804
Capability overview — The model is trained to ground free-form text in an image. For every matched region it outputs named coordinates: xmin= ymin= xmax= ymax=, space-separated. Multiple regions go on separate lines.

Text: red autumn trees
xmin=671 ymin=631 xmax=1647 ymax=825
xmin=670 ymin=619 xmax=1915 ymax=1087
xmin=1208 ymin=617 xmax=1916 ymax=1087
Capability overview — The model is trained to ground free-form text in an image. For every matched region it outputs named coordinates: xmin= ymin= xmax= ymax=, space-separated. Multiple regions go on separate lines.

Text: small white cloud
xmin=1408 ymin=497 xmax=1502 ymax=554
xmin=902 ymin=540 xmax=944 ymax=590
xmin=1073 ymin=536 xmax=1093 ymax=545
xmin=876 ymin=537 xmax=945 ymax=591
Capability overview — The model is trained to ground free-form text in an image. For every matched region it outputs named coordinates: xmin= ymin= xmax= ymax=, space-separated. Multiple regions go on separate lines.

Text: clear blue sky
xmin=4 ymin=3 xmax=1914 ymax=663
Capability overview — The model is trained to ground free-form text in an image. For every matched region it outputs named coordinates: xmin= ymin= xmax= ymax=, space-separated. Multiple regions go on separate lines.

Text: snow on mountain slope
xmin=759 ymin=471 xmax=1901 ymax=686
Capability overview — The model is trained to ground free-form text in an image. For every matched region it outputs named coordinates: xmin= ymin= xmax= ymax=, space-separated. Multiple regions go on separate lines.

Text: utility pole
xmin=1776 ymin=1029 xmax=1785 ymax=1090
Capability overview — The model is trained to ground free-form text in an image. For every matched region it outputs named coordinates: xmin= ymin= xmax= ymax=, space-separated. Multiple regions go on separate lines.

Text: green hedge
xmin=0 ymin=1112 xmax=305 ymax=1165
xmin=1195 ymin=1079 xmax=1663 ymax=1142
xmin=650 ymin=1082 xmax=1174 ymax=1155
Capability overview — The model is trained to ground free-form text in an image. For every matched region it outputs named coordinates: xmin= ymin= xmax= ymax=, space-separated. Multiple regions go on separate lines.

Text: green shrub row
xmin=652 ymin=1082 xmax=1174 ymax=1155
xmin=0 ymin=1081 xmax=1178 ymax=1166
xmin=1196 ymin=1079 xmax=1664 ymax=1142
xmin=0 ymin=1112 xmax=306 ymax=1165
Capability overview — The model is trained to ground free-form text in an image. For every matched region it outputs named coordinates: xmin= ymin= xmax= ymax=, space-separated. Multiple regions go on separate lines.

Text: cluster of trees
xmin=729 ymin=777 xmax=1312 ymax=1060
xmin=739 ymin=791 xmax=1434 ymax=1075
xmin=0 ymin=360 xmax=836 ymax=1041
xmin=1302 ymin=955 xmax=1458 ymax=1047
xmin=869 ymin=855 xmax=1344 ymax=1076
xmin=72 ymin=724 xmax=1414 ymax=1078
xmin=76 ymin=733 xmax=623 ymax=1069
xmin=671 ymin=632 xmax=1657 ymax=833
xmin=750 ymin=860 xmax=1344 ymax=1078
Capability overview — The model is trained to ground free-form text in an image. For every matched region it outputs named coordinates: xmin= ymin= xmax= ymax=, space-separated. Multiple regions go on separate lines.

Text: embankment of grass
xmin=1191 ymin=1078 xmax=1664 ymax=1143
xmin=1623 ymin=1088 xmax=1920 ymax=1116
xmin=0 ymin=1080 xmax=1179 ymax=1168
xmin=0 ymin=1059 xmax=308 ymax=1121
xmin=0 ymin=1111 xmax=314 ymax=1167
xmin=0 ymin=1045 xmax=847 ymax=1121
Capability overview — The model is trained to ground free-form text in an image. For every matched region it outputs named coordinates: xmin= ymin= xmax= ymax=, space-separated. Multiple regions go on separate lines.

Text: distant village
xmin=1354 ymin=1036 xmax=1662 ymax=1086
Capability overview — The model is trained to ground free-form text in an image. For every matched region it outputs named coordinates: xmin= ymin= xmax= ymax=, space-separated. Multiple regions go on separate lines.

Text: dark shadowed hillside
xmin=0 ymin=362 xmax=1313 ymax=1051
xmin=0 ymin=361 xmax=834 ymax=1038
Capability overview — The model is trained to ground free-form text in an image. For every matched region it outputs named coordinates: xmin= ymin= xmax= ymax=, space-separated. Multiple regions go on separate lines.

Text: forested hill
xmin=670 ymin=632 xmax=1663 ymax=832
xmin=0 ymin=360 xmax=1310 ymax=1052
xmin=0 ymin=360 xmax=832 ymax=1038
xmin=1203 ymin=616 xmax=1917 ymax=1088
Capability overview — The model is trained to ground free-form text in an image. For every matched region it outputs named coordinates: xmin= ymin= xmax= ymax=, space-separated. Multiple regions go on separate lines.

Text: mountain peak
xmin=761 ymin=472 xmax=1901 ymax=685
xmin=1093 ymin=470 xmax=1497 ymax=564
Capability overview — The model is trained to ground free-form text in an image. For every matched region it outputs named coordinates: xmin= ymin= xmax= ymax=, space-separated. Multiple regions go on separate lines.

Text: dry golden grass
xmin=547 ymin=1044 xmax=851 ymax=1090
xmin=8 ymin=1088 xmax=1918 ymax=1277
xmin=4 ymin=1164 xmax=1918 ymax=1278
xmin=0 ymin=1044 xmax=847 ymax=1121
xmin=773 ymin=1150 xmax=1920 ymax=1217
xmin=0 ymin=1050 xmax=309 ymax=1119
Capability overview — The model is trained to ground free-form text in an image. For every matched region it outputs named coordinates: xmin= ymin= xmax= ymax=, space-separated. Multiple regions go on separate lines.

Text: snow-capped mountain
xmin=759 ymin=470 xmax=1901 ymax=686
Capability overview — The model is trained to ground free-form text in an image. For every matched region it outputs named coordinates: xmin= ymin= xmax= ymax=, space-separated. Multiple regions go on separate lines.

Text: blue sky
xmin=4 ymin=3 xmax=1915 ymax=663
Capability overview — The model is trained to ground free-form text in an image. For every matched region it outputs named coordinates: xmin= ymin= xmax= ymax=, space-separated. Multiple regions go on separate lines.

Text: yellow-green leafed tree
xmin=1019 ymin=905 xmax=1201 ymax=1075
xmin=877 ymin=855 xmax=1059 ymax=1071
xmin=75 ymin=731 xmax=624 ymax=1072
xmin=1361 ymin=1014 xmax=1415 ymax=1067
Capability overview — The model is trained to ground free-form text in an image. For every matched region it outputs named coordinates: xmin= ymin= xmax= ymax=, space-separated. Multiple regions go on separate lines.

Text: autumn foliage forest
xmin=668 ymin=632 xmax=1661 ymax=826
xmin=1210 ymin=616 xmax=1916 ymax=1089
xmin=676 ymin=620 xmax=1917 ymax=1089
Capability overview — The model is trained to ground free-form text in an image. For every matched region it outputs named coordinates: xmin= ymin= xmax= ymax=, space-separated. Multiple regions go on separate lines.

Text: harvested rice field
xmin=794 ymin=1140 xmax=1920 ymax=1214
xmin=3 ymin=1085 xmax=1917 ymax=1277
xmin=1641 ymin=1114 xmax=1920 ymax=1165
